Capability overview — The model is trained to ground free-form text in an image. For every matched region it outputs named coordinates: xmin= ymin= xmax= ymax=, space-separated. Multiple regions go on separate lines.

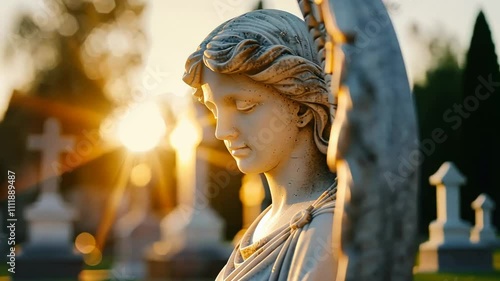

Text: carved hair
xmin=183 ymin=9 xmax=332 ymax=154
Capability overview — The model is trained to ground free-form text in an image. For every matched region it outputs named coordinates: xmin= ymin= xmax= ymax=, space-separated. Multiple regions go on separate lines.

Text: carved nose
xmin=215 ymin=119 xmax=238 ymax=140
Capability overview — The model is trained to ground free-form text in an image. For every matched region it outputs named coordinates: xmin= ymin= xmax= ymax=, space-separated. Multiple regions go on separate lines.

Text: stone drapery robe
xmin=216 ymin=184 xmax=337 ymax=281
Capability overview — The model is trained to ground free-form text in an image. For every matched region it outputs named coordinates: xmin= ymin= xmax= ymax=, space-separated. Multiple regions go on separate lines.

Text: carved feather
xmin=297 ymin=0 xmax=327 ymax=69
xmin=297 ymin=1 xmax=419 ymax=280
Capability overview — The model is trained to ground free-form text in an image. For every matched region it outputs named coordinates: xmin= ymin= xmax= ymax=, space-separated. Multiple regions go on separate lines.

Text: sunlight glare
xmin=240 ymin=175 xmax=265 ymax=207
xmin=117 ymin=101 xmax=166 ymax=152
xmin=169 ymin=117 xmax=201 ymax=153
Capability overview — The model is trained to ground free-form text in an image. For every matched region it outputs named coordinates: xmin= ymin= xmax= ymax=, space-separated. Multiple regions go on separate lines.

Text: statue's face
xmin=201 ymin=67 xmax=301 ymax=174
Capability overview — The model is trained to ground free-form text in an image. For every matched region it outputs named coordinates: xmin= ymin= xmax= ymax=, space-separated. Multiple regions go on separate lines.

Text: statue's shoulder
xmin=288 ymin=213 xmax=336 ymax=279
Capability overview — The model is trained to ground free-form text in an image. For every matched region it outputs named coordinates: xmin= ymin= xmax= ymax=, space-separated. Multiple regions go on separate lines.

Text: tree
xmin=460 ymin=11 xmax=500 ymax=228
xmin=0 ymin=0 xmax=147 ymax=185
xmin=0 ymin=0 xmax=148 ymax=241
xmin=413 ymin=33 xmax=463 ymax=234
xmin=255 ymin=0 xmax=264 ymax=10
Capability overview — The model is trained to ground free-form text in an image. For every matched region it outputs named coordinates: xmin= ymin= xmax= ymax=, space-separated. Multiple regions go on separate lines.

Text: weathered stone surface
xmin=314 ymin=0 xmax=419 ymax=280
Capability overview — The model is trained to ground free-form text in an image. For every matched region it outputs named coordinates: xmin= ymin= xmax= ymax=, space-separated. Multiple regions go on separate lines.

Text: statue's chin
xmin=234 ymin=160 xmax=254 ymax=175
xmin=234 ymin=158 xmax=265 ymax=175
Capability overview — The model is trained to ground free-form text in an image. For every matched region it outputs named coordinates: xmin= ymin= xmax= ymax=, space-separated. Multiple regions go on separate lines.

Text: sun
xmin=117 ymin=101 xmax=167 ymax=152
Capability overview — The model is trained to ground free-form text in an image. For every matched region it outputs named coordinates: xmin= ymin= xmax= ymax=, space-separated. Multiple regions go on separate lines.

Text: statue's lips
xmin=229 ymin=146 xmax=250 ymax=157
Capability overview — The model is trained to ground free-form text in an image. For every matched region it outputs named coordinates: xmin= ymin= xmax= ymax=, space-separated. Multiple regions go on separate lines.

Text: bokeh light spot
xmin=84 ymin=248 xmax=103 ymax=266
xmin=75 ymin=232 xmax=96 ymax=254
xmin=130 ymin=163 xmax=152 ymax=187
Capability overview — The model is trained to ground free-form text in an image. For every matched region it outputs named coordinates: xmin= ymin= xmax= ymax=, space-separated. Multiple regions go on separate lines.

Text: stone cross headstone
xmin=27 ymin=118 xmax=74 ymax=196
xmin=418 ymin=162 xmax=494 ymax=272
xmin=25 ymin=118 xmax=76 ymax=243
xmin=427 ymin=161 xmax=470 ymax=243
xmin=470 ymin=193 xmax=498 ymax=244
xmin=146 ymin=104 xmax=231 ymax=280
xmin=16 ymin=118 xmax=83 ymax=280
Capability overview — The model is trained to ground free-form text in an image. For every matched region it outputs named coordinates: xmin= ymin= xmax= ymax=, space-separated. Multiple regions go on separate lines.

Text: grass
xmin=414 ymin=272 xmax=500 ymax=281
xmin=0 ymin=263 xmax=7 ymax=277
xmin=1 ymin=251 xmax=499 ymax=281
xmin=411 ymin=249 xmax=500 ymax=281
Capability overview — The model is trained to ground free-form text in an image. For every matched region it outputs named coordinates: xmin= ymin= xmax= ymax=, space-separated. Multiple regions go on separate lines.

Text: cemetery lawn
xmin=415 ymin=249 xmax=500 ymax=281
xmin=415 ymin=272 xmax=500 ymax=281
xmin=0 ymin=264 xmax=6 ymax=276
xmin=0 ymin=251 xmax=499 ymax=280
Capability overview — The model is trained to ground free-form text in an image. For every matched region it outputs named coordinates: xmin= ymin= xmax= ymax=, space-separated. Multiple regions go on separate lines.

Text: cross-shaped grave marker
xmin=28 ymin=117 xmax=74 ymax=195
xmin=25 ymin=117 xmax=77 ymax=243
xmin=17 ymin=117 xmax=82 ymax=280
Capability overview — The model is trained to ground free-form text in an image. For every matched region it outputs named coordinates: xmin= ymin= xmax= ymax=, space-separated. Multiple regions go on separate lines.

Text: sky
xmin=0 ymin=0 xmax=499 ymax=119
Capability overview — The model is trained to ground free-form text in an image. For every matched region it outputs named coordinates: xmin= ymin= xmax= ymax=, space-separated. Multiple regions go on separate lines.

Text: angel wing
xmin=297 ymin=1 xmax=419 ymax=280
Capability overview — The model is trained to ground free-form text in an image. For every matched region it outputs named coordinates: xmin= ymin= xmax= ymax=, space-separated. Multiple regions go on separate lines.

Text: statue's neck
xmin=252 ymin=143 xmax=334 ymax=242
xmin=264 ymin=141 xmax=335 ymax=217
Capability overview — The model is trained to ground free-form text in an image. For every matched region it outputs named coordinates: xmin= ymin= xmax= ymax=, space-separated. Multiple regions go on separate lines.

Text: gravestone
xmin=113 ymin=176 xmax=160 ymax=279
xmin=471 ymin=194 xmax=498 ymax=245
xmin=15 ymin=118 xmax=83 ymax=280
xmin=146 ymin=103 xmax=231 ymax=280
xmin=427 ymin=162 xmax=471 ymax=244
xmin=417 ymin=162 xmax=494 ymax=272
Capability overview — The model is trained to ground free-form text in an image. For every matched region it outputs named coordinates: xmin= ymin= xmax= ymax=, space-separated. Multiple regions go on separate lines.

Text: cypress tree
xmin=460 ymin=11 xmax=500 ymax=228
xmin=255 ymin=1 xmax=264 ymax=10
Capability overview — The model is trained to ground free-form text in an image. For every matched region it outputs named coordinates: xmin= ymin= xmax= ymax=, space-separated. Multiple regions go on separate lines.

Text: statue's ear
xmin=297 ymin=105 xmax=313 ymax=128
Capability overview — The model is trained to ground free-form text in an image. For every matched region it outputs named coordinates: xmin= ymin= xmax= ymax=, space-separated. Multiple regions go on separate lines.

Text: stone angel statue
xmin=182 ymin=0 xmax=418 ymax=280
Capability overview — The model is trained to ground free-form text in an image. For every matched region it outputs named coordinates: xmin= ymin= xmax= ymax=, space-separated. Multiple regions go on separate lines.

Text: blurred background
xmin=0 ymin=0 xmax=499 ymax=280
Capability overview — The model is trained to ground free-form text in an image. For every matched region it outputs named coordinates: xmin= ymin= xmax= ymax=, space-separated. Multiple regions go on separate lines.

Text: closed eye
xmin=236 ymin=100 xmax=257 ymax=113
